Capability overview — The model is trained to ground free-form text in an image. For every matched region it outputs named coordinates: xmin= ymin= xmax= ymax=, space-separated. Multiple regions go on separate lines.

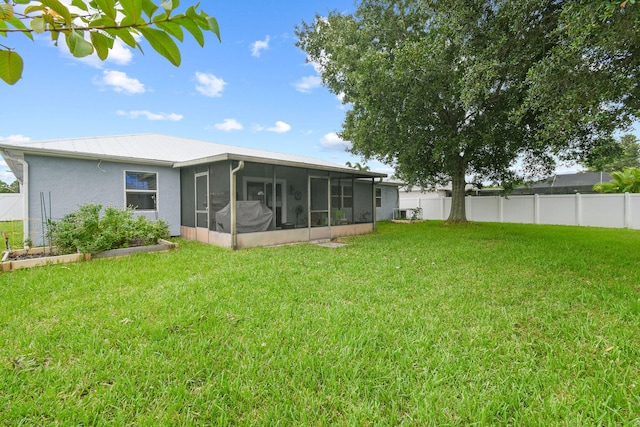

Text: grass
xmin=0 ymin=220 xmax=23 ymax=250
xmin=1 ymin=221 xmax=639 ymax=426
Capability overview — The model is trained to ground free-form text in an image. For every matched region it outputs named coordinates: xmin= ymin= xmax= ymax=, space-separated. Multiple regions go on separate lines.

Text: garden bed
xmin=1 ymin=239 xmax=177 ymax=272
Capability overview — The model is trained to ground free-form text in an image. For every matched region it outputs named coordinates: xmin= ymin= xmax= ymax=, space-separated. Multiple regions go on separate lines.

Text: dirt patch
xmin=312 ymin=240 xmax=348 ymax=248
xmin=4 ymin=251 xmax=58 ymax=261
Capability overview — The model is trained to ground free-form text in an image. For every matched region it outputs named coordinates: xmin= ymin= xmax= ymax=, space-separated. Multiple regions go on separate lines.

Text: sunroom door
xmin=309 ymin=176 xmax=330 ymax=240
xmin=195 ymin=172 xmax=209 ymax=241
xmin=246 ymin=179 xmax=285 ymax=228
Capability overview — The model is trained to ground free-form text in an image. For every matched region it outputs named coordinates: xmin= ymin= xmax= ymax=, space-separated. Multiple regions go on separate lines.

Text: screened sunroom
xmin=178 ymin=157 xmax=385 ymax=249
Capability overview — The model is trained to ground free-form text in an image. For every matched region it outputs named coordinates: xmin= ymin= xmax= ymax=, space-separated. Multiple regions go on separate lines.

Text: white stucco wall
xmin=25 ymin=154 xmax=181 ymax=244
xmin=376 ymin=185 xmax=399 ymax=221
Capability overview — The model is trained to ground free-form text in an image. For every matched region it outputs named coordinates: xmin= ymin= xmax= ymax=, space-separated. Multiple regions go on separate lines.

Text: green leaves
xmin=66 ymin=31 xmax=95 ymax=58
xmin=119 ymin=0 xmax=144 ymax=25
xmin=90 ymin=30 xmax=114 ymax=60
xmin=0 ymin=1 xmax=221 ymax=84
xmin=0 ymin=4 xmax=14 ymax=20
xmin=40 ymin=0 xmax=72 ymax=23
xmin=138 ymin=27 xmax=180 ymax=66
xmin=593 ymin=168 xmax=640 ymax=193
xmin=0 ymin=50 xmax=23 ymax=85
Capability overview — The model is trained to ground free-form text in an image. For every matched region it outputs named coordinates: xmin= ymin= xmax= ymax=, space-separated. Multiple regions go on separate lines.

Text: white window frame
xmin=331 ymin=181 xmax=353 ymax=210
xmin=242 ymin=176 xmax=287 ymax=223
xmin=124 ymin=170 xmax=158 ymax=211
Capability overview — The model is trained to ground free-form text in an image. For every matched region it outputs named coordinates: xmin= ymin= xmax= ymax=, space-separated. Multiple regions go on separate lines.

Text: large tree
xmin=0 ymin=0 xmax=220 ymax=85
xmin=297 ymin=0 xmax=640 ymax=222
xmin=0 ymin=179 xmax=19 ymax=193
xmin=582 ymin=134 xmax=640 ymax=172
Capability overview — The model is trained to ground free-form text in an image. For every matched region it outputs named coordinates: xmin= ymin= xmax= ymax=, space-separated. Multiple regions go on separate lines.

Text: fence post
xmin=625 ymin=192 xmax=631 ymax=229
xmin=575 ymin=193 xmax=582 ymax=226
xmin=498 ymin=196 xmax=504 ymax=223
xmin=534 ymin=194 xmax=540 ymax=224
xmin=441 ymin=197 xmax=446 ymax=220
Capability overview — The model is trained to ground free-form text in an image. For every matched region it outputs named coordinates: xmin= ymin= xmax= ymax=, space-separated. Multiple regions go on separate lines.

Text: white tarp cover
xmin=215 ymin=201 xmax=273 ymax=233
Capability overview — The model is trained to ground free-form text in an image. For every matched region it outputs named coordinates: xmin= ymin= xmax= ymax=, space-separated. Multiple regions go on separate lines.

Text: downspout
xmin=2 ymin=151 xmax=29 ymax=242
xmin=230 ymin=160 xmax=245 ymax=250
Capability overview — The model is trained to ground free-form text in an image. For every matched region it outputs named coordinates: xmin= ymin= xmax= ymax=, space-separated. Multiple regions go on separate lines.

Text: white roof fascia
xmin=0 ymin=149 xmax=25 ymax=182
xmin=175 ymin=153 xmax=387 ymax=178
xmin=0 ymin=144 xmax=175 ymax=167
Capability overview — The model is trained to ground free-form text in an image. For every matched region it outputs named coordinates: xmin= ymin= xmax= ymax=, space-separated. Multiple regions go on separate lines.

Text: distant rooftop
xmin=513 ymin=172 xmax=612 ymax=195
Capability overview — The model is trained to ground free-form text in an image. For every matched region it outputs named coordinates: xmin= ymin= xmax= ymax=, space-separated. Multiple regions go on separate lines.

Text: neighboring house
xmin=399 ymin=172 xmax=613 ymax=199
xmin=512 ymin=172 xmax=613 ymax=195
xmin=398 ymin=182 xmax=484 ymax=200
xmin=0 ymin=134 xmax=395 ymax=249
xmin=399 ymin=184 xmax=447 ymax=200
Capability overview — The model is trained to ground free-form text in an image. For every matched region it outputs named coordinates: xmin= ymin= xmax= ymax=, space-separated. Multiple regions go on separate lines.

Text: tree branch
xmin=0 ymin=17 xmax=176 ymax=34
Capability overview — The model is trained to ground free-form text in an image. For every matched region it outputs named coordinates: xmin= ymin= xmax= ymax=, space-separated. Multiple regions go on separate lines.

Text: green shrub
xmin=49 ymin=204 xmax=170 ymax=254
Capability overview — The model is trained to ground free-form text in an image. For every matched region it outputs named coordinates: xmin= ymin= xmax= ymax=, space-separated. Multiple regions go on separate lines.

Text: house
xmin=0 ymin=134 xmax=396 ymax=249
xmin=512 ymin=172 xmax=613 ymax=195
xmin=398 ymin=182 xmax=487 ymax=200
xmin=398 ymin=172 xmax=613 ymax=200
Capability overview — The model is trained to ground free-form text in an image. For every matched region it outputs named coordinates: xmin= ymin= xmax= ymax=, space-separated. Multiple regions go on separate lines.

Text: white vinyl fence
xmin=399 ymin=193 xmax=640 ymax=229
xmin=0 ymin=193 xmax=23 ymax=221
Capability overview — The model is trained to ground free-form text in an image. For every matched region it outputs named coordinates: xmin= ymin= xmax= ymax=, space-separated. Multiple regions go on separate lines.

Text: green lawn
xmin=0 ymin=220 xmax=23 ymax=251
xmin=1 ymin=221 xmax=639 ymax=425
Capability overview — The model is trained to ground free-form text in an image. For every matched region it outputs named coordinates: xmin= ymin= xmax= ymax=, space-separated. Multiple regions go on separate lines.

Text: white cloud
xmin=293 ymin=75 xmax=322 ymax=93
xmin=0 ymin=169 xmax=16 ymax=183
xmin=0 ymin=135 xmax=30 ymax=142
xmin=105 ymin=41 xmax=134 ymax=65
xmin=74 ymin=39 xmax=134 ymax=68
xmin=251 ymin=36 xmax=270 ymax=57
xmin=214 ymin=119 xmax=243 ymax=131
xmin=96 ymin=70 xmax=145 ymax=94
xmin=310 ymin=60 xmax=323 ymax=74
xmin=266 ymin=121 xmax=292 ymax=134
xmin=320 ymin=132 xmax=351 ymax=151
xmin=195 ymin=72 xmax=226 ymax=97
xmin=116 ymin=110 xmax=183 ymax=121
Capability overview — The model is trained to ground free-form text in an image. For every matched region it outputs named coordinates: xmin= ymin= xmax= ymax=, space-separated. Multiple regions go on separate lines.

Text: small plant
xmin=49 ymin=204 xmax=170 ymax=254
xmin=23 ymin=237 xmax=33 ymax=249
xmin=409 ymin=207 xmax=423 ymax=221
xmin=593 ymin=167 xmax=640 ymax=193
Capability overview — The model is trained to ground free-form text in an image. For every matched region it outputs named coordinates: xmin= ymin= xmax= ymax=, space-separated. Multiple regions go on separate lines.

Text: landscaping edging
xmin=1 ymin=252 xmax=90 ymax=272
xmin=1 ymin=239 xmax=178 ymax=272
xmin=92 ymin=239 xmax=178 ymax=259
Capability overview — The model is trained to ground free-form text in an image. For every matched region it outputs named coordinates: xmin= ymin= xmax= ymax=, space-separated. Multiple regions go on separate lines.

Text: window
xmin=376 ymin=187 xmax=382 ymax=208
xmin=244 ymin=177 xmax=287 ymax=227
xmin=125 ymin=171 xmax=157 ymax=210
xmin=331 ymin=180 xmax=353 ymax=209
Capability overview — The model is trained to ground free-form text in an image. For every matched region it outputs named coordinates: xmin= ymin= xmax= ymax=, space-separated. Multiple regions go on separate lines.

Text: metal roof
xmin=0 ymin=133 xmax=386 ymax=180
xmin=525 ymin=172 xmax=613 ymax=188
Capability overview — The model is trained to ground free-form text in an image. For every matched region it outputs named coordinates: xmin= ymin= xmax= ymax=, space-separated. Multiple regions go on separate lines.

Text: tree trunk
xmin=447 ymin=164 xmax=468 ymax=223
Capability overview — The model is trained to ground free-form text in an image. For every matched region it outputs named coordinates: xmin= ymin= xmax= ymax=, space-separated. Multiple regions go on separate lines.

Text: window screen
xmin=125 ymin=171 xmax=157 ymax=210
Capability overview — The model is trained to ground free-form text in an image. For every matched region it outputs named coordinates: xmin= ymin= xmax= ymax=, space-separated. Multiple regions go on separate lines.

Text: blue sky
xmin=1 ymin=1 xmax=638 ymax=184
xmin=0 ymin=0 xmax=389 ymax=183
